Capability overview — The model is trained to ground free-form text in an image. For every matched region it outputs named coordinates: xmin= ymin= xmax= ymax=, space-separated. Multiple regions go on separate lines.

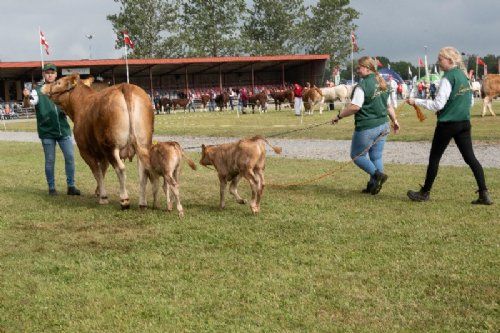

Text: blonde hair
xmin=439 ymin=46 xmax=467 ymax=73
xmin=358 ymin=56 xmax=387 ymax=91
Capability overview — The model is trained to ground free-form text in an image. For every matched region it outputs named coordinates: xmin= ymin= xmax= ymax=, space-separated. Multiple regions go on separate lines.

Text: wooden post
xmin=281 ymin=63 xmax=285 ymax=88
xmin=251 ymin=64 xmax=255 ymax=93
xmin=149 ymin=66 xmax=154 ymax=99
xmin=219 ymin=64 xmax=223 ymax=92
xmin=112 ymin=67 xmax=116 ymax=85
xmin=185 ymin=66 xmax=189 ymax=94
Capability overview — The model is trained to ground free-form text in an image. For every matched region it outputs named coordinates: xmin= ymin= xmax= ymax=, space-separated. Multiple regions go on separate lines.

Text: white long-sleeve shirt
xmin=350 ymin=86 xmax=391 ymax=108
xmin=414 ymin=78 xmax=474 ymax=113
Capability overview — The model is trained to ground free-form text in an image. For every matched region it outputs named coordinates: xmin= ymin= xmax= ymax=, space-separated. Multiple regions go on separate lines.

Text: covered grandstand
xmin=0 ymin=54 xmax=329 ymax=102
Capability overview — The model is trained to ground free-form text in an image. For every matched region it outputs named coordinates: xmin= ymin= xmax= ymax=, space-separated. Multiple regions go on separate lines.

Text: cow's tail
xmin=122 ymin=84 xmax=153 ymax=171
xmin=176 ymin=143 xmax=197 ymax=171
xmin=253 ymin=135 xmax=282 ymax=154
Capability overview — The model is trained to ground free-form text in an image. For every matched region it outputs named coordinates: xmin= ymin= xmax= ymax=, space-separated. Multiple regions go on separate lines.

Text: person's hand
xmin=406 ymin=98 xmax=415 ymax=106
xmin=23 ymin=88 xmax=30 ymax=97
xmin=331 ymin=115 xmax=340 ymax=125
xmin=392 ymin=119 xmax=400 ymax=134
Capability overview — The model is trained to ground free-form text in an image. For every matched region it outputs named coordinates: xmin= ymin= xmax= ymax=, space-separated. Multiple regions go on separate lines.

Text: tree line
xmin=107 ymin=0 xmax=359 ymax=73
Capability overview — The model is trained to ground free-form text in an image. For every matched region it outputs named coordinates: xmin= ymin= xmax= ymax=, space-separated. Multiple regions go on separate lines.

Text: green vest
xmin=34 ymin=86 xmax=72 ymax=139
xmin=354 ymin=74 xmax=389 ymax=131
xmin=438 ymin=68 xmax=472 ymax=122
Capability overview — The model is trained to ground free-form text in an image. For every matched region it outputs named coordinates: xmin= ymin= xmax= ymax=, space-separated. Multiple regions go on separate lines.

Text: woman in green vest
xmin=22 ymin=63 xmax=80 ymax=196
xmin=407 ymin=46 xmax=492 ymax=205
xmin=332 ymin=56 xmax=400 ymax=194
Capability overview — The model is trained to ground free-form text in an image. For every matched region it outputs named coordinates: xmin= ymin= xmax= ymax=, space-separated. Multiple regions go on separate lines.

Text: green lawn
xmin=0 ymin=142 xmax=498 ymax=332
xmin=3 ymin=100 xmax=500 ymax=142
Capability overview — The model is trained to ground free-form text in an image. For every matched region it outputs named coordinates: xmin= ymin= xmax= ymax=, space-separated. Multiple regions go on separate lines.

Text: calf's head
xmin=199 ymin=144 xmax=214 ymax=167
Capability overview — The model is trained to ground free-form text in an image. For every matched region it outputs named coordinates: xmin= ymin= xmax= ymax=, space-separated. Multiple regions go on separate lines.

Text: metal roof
xmin=0 ymin=54 xmax=329 ymax=79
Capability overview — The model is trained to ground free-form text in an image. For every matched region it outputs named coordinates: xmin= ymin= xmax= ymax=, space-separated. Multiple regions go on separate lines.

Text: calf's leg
xmin=229 ymin=175 xmax=246 ymax=204
xmin=219 ymin=177 xmax=228 ymax=209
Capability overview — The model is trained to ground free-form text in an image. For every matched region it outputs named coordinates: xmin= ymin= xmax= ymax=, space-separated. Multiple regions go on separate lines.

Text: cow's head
xmin=41 ymin=73 xmax=80 ymax=103
xmin=199 ymin=144 xmax=214 ymax=167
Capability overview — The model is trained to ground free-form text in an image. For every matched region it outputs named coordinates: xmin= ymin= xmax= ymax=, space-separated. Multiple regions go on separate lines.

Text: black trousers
xmin=423 ymin=120 xmax=487 ymax=192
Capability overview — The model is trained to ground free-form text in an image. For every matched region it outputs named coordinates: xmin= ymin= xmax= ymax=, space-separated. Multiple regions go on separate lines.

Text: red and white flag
xmin=418 ymin=58 xmax=424 ymax=67
xmin=123 ymin=31 xmax=134 ymax=49
xmin=351 ymin=32 xmax=358 ymax=52
xmin=476 ymin=57 xmax=486 ymax=66
xmin=40 ymin=30 xmax=49 ymax=55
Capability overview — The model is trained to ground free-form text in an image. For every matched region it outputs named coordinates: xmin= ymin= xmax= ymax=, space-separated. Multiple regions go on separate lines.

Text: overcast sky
xmin=1 ymin=0 xmax=499 ymax=66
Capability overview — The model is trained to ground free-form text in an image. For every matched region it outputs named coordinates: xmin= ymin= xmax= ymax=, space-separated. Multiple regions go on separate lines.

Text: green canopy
xmin=417 ymin=73 xmax=442 ymax=83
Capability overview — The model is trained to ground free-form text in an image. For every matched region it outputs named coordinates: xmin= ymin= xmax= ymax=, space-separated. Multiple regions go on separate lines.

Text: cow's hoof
xmin=139 ymin=205 xmax=148 ymax=211
xmin=178 ymin=211 xmax=184 ymax=218
xmin=238 ymin=199 xmax=247 ymax=204
xmin=120 ymin=199 xmax=130 ymax=210
xmin=99 ymin=197 xmax=109 ymax=205
xmin=251 ymin=205 xmax=259 ymax=214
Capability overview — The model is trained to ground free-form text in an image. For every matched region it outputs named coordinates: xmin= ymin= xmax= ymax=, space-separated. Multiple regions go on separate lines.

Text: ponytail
xmin=358 ymin=56 xmax=387 ymax=91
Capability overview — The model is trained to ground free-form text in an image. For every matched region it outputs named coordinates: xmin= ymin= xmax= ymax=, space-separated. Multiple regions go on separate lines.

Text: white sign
xmin=62 ymin=67 xmax=90 ymax=76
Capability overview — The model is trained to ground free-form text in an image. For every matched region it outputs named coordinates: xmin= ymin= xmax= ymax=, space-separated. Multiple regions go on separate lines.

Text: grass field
xmin=0 ymin=142 xmax=498 ymax=332
xmin=3 ymin=100 xmax=500 ymax=142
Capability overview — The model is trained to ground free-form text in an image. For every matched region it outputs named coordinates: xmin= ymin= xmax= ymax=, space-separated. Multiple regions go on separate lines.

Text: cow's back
xmin=483 ymin=74 xmax=500 ymax=97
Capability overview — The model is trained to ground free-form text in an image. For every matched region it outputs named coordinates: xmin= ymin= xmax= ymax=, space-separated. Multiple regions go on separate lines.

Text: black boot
xmin=371 ymin=171 xmax=388 ymax=195
xmin=362 ymin=181 xmax=375 ymax=194
xmin=407 ymin=186 xmax=430 ymax=202
xmin=67 ymin=186 xmax=81 ymax=196
xmin=471 ymin=190 xmax=493 ymax=205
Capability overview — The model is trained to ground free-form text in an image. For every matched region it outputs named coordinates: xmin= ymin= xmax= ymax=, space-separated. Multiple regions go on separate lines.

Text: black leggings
xmin=423 ymin=120 xmax=487 ymax=192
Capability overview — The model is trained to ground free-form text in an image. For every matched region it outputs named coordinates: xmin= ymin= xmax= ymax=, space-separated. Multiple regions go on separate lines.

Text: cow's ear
xmin=70 ymin=73 xmax=79 ymax=86
xmin=201 ymin=144 xmax=205 ymax=150
xmin=82 ymin=76 xmax=95 ymax=87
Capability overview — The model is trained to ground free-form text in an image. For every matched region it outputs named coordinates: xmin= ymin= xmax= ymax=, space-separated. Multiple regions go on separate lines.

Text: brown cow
xmin=200 ymin=94 xmax=210 ymax=111
xmin=41 ymin=73 xmax=154 ymax=209
xmin=248 ymin=91 xmax=269 ymax=113
xmin=199 ymin=135 xmax=282 ymax=214
xmin=302 ymin=86 xmax=323 ymax=115
xmin=215 ymin=91 xmax=229 ymax=111
xmin=481 ymin=74 xmax=499 ymax=117
xmin=149 ymin=141 xmax=197 ymax=218
xmin=169 ymin=98 xmax=190 ymax=112
xmin=270 ymin=89 xmax=294 ymax=110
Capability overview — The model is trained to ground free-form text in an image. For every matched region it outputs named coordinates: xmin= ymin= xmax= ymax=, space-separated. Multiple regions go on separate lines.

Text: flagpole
xmin=424 ymin=46 xmax=429 ymax=83
xmin=475 ymin=57 xmax=478 ymax=80
xmin=38 ymin=27 xmax=45 ymax=69
xmin=125 ymin=44 xmax=130 ymax=84
xmin=350 ymin=37 xmax=354 ymax=85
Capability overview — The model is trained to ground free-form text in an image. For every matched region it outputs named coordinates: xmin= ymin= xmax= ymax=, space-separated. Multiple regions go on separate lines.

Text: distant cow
xmin=302 ymin=86 xmax=323 ymax=115
xmin=270 ymin=89 xmax=294 ymax=110
xmin=149 ymin=141 xmax=197 ymax=218
xmin=200 ymin=94 xmax=210 ymax=111
xmin=160 ymin=97 xmax=172 ymax=114
xmin=42 ymin=74 xmax=154 ymax=209
xmin=319 ymin=84 xmax=352 ymax=113
xmin=248 ymin=91 xmax=268 ymax=113
xmin=481 ymin=74 xmax=499 ymax=117
xmin=215 ymin=91 xmax=230 ymax=111
xmin=199 ymin=135 xmax=282 ymax=214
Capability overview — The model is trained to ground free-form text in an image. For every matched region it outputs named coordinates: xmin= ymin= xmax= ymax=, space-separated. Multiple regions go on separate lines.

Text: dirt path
xmin=1 ymin=131 xmax=499 ymax=168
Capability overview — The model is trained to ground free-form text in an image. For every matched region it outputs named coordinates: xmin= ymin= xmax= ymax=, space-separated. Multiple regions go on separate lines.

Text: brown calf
xmin=149 ymin=141 xmax=197 ymax=218
xmin=481 ymin=74 xmax=499 ymax=117
xmin=199 ymin=135 xmax=282 ymax=214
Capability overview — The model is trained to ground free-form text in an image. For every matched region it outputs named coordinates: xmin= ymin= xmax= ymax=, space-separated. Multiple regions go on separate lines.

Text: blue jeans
xmin=41 ymin=136 xmax=76 ymax=190
xmin=350 ymin=123 xmax=389 ymax=185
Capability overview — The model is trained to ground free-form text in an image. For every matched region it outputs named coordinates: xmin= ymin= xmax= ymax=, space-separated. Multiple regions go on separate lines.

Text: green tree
xmin=107 ymin=0 xmax=180 ymax=58
xmin=241 ymin=0 xmax=305 ymax=56
xmin=390 ymin=61 xmax=417 ymax=80
xmin=179 ymin=0 xmax=246 ymax=57
xmin=299 ymin=0 xmax=359 ymax=72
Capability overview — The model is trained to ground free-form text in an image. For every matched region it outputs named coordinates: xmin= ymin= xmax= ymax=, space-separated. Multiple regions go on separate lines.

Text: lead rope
xmin=268 ymin=130 xmax=390 ymax=188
